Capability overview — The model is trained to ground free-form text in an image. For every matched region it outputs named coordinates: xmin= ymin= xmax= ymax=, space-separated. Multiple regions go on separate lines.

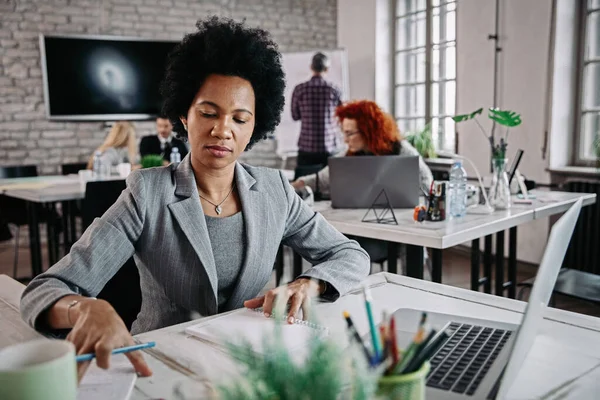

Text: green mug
xmin=0 ymin=339 xmax=77 ymax=400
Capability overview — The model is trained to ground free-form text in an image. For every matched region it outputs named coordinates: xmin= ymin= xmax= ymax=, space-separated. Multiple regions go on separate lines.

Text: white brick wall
xmin=0 ymin=0 xmax=337 ymax=173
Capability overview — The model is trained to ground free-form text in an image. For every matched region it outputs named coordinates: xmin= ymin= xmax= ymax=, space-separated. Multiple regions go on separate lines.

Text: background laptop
xmin=328 ymin=155 xmax=419 ymax=209
xmin=391 ymin=199 xmax=582 ymax=399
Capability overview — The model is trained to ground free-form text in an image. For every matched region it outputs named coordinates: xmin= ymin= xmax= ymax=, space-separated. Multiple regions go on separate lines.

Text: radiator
xmin=561 ymin=180 xmax=600 ymax=275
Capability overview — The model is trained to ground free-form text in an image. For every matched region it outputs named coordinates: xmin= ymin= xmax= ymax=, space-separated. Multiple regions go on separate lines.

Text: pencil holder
xmin=376 ymin=361 xmax=430 ymax=400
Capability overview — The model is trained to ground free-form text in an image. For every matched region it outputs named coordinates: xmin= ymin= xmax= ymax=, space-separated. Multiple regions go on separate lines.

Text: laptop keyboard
xmin=426 ymin=322 xmax=512 ymax=396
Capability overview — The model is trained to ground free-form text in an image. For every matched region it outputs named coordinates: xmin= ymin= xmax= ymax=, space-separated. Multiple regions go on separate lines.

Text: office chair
xmin=82 ymin=180 xmax=142 ymax=330
xmin=350 ymin=236 xmax=390 ymax=272
xmin=293 ymin=164 xmax=325 ymax=181
xmin=60 ymin=162 xmax=87 ymax=176
xmin=0 ymin=165 xmax=38 ymax=279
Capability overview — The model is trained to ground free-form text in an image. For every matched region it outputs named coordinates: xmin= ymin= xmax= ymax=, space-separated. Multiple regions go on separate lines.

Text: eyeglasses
xmin=343 ymin=131 xmax=361 ymax=138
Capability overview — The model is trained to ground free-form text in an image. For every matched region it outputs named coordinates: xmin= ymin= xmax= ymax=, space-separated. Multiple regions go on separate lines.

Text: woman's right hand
xmin=66 ymin=298 xmax=153 ymax=381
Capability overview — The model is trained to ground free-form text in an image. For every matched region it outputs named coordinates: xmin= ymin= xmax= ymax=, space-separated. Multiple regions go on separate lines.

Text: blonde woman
xmin=87 ymin=121 xmax=138 ymax=169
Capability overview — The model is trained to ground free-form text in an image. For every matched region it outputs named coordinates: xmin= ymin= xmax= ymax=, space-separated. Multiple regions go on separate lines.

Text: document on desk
xmin=77 ymin=354 xmax=136 ymax=400
xmin=185 ymin=308 xmax=327 ymax=356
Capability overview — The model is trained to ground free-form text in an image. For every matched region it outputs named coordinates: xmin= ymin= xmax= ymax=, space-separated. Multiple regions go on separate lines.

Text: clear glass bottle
xmin=488 ymin=158 xmax=511 ymax=210
xmin=449 ymin=161 xmax=467 ymax=218
xmin=170 ymin=147 xmax=181 ymax=164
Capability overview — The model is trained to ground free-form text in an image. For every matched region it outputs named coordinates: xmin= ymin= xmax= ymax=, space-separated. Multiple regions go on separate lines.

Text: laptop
xmin=328 ymin=155 xmax=420 ymax=209
xmin=392 ymin=199 xmax=582 ymax=399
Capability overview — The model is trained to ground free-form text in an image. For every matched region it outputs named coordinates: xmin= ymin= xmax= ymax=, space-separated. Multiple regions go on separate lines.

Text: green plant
xmin=140 ymin=154 xmax=164 ymax=169
xmin=452 ymin=107 xmax=522 ymax=160
xmin=217 ymin=301 xmax=379 ymax=400
xmin=405 ymin=123 xmax=436 ymax=159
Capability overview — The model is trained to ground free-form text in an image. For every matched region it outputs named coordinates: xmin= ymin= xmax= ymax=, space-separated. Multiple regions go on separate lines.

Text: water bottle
xmin=449 ymin=161 xmax=468 ymax=218
xmin=170 ymin=147 xmax=181 ymax=164
xmin=92 ymin=151 xmax=103 ymax=180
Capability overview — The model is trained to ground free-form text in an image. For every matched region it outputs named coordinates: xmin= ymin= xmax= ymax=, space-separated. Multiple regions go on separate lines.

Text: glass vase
xmin=489 ymin=158 xmax=511 ymax=210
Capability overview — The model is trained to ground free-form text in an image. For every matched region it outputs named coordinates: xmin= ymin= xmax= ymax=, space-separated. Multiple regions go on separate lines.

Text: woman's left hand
xmin=244 ymin=278 xmax=324 ymax=324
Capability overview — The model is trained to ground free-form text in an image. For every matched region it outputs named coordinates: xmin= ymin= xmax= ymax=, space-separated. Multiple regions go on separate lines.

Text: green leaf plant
xmin=405 ymin=123 xmax=437 ymax=159
xmin=216 ymin=294 xmax=380 ymax=400
xmin=452 ymin=107 xmax=522 ymax=161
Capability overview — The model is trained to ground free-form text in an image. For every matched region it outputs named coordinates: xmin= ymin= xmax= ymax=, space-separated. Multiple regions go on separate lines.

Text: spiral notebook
xmin=185 ymin=308 xmax=328 ymax=355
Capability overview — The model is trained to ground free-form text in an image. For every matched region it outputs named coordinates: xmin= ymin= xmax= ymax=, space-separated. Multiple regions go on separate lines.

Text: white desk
xmin=0 ymin=175 xmax=123 ymax=202
xmin=313 ymin=190 xmax=595 ymax=251
xmin=308 ymin=190 xmax=596 ymax=297
xmin=1 ymin=175 xmax=124 ymax=275
xmin=2 ymin=273 xmax=599 ymax=399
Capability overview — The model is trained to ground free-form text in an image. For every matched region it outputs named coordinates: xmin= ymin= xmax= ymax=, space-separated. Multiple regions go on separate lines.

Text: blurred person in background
xmin=87 ymin=121 xmax=138 ymax=169
xmin=292 ymin=100 xmax=433 ymax=196
xmin=139 ymin=115 xmax=189 ymax=162
xmin=291 ymin=52 xmax=342 ymax=180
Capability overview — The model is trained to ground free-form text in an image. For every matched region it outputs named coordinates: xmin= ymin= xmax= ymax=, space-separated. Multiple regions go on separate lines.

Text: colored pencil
xmin=390 ymin=316 xmax=399 ymax=367
xmin=343 ymin=310 xmax=372 ymax=363
xmin=363 ymin=286 xmax=382 ymax=362
xmin=75 ymin=341 xmax=156 ymax=363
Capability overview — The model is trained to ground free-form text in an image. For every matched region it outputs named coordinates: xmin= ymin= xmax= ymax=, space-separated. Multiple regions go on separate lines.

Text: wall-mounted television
xmin=40 ymin=34 xmax=178 ymax=121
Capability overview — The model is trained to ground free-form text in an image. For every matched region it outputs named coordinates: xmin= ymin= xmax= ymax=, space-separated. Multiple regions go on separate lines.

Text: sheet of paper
xmin=185 ymin=308 xmax=325 ymax=355
xmin=77 ymin=354 xmax=137 ymax=400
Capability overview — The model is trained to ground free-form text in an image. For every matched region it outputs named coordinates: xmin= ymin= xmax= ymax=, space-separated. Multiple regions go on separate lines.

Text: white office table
xmin=1 ymin=273 xmax=599 ymax=399
xmin=307 ymin=191 xmax=596 ymax=297
xmin=1 ymin=175 xmax=122 ymax=276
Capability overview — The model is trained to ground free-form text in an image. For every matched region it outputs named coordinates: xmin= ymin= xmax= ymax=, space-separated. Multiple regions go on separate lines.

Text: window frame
xmin=392 ymin=0 xmax=457 ymax=153
xmin=573 ymin=0 xmax=600 ymax=166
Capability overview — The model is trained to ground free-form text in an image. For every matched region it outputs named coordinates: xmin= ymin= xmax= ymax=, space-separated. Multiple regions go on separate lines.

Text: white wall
xmin=339 ymin=0 xmax=565 ymax=264
xmin=337 ymin=0 xmax=394 ymax=110
xmin=457 ymin=0 xmax=555 ymax=264
xmin=337 ymin=0 xmax=377 ymax=101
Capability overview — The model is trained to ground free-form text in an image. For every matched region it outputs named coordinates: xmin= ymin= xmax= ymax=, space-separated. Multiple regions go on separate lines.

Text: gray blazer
xmin=21 ymin=155 xmax=370 ymax=335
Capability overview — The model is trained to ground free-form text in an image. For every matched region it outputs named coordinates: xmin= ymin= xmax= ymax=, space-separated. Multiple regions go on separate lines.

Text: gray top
xmin=205 ymin=212 xmax=245 ymax=311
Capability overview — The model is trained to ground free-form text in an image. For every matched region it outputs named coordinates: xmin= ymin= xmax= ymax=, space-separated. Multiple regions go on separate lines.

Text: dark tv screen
xmin=41 ymin=35 xmax=177 ymax=120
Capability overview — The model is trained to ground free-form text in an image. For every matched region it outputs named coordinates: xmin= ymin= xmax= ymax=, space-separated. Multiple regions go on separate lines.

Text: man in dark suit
xmin=139 ymin=115 xmax=189 ymax=162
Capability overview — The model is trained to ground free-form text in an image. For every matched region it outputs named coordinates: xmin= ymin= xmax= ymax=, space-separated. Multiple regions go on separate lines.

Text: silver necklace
xmin=198 ymin=184 xmax=235 ymax=215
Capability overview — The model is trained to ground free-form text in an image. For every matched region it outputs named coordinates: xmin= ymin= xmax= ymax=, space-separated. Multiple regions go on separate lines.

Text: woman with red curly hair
xmin=293 ymin=100 xmax=432 ymax=195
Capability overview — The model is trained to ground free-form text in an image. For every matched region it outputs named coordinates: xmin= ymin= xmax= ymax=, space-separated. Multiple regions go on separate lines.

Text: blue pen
xmin=75 ymin=341 xmax=156 ymax=363
xmin=363 ymin=286 xmax=381 ymax=362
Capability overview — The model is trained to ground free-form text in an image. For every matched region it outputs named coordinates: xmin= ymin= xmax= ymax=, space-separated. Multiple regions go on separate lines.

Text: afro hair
xmin=160 ymin=16 xmax=286 ymax=149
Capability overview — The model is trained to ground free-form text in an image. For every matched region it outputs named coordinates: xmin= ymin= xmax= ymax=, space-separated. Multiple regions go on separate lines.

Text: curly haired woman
xmin=20 ymin=17 xmax=369 ymax=379
xmin=292 ymin=100 xmax=433 ymax=195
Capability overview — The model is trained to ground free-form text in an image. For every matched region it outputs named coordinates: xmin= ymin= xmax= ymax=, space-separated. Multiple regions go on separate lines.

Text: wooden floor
xmin=1 ymin=223 xmax=599 ymax=318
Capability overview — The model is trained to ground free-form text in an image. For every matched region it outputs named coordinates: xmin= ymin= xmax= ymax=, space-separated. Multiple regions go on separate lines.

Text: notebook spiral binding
xmin=249 ymin=307 xmax=329 ymax=333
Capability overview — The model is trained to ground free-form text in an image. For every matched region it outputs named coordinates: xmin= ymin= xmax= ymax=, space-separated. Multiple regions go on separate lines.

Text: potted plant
xmin=215 ymin=300 xmax=379 ymax=400
xmin=140 ymin=154 xmax=165 ymax=169
xmin=452 ymin=108 xmax=522 ymax=209
xmin=404 ymin=123 xmax=436 ymax=159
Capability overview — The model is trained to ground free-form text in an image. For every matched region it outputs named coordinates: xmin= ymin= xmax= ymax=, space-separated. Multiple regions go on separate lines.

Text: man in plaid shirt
xmin=291 ymin=53 xmax=342 ymax=179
